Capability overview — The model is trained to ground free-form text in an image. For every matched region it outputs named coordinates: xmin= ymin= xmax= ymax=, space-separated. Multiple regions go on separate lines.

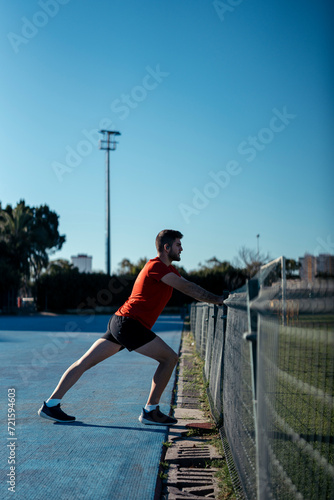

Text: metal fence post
xmin=243 ymin=278 xmax=260 ymax=499
xmin=244 ymin=279 xmax=259 ymax=401
xmin=281 ymin=255 xmax=287 ymax=326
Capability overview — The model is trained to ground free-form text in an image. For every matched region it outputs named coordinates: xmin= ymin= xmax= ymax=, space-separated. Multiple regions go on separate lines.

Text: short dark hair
xmin=155 ymin=229 xmax=183 ymax=252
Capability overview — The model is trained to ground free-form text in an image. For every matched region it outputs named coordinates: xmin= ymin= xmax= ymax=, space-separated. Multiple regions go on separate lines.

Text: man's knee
xmin=158 ymin=350 xmax=178 ymax=367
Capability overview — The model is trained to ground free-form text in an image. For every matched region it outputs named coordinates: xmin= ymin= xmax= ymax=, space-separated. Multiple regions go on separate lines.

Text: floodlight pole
xmin=99 ymin=130 xmax=121 ymax=275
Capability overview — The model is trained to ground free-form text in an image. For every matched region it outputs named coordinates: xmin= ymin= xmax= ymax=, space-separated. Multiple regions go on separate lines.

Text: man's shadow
xmin=54 ymin=420 xmax=185 ymax=436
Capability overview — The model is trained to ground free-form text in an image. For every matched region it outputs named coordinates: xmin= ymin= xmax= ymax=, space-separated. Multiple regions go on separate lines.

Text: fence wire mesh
xmin=189 ymin=256 xmax=334 ymax=499
xmin=257 ymin=316 xmax=334 ymax=499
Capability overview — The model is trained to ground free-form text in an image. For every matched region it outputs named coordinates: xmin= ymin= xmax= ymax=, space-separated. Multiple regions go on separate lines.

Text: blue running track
xmin=0 ymin=314 xmax=182 ymax=500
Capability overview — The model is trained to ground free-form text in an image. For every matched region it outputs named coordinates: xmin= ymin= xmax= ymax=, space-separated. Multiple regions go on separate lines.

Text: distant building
xmin=317 ymin=253 xmax=334 ymax=276
xmin=71 ymin=254 xmax=92 ymax=273
xmin=299 ymin=253 xmax=334 ymax=281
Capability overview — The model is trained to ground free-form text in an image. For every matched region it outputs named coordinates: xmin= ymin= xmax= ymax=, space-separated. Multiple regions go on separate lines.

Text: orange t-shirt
xmin=115 ymin=257 xmax=181 ymax=329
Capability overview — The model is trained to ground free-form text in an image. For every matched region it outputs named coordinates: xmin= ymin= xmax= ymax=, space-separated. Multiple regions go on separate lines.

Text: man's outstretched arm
xmin=161 ymin=273 xmax=225 ymax=305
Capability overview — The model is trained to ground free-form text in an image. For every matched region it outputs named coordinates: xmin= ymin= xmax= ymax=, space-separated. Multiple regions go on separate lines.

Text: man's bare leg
xmin=135 ymin=336 xmax=178 ymax=406
xmin=49 ymin=339 xmax=122 ymax=400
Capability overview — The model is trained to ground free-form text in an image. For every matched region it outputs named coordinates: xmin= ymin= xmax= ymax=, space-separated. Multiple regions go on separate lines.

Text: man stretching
xmin=38 ymin=230 xmax=225 ymax=425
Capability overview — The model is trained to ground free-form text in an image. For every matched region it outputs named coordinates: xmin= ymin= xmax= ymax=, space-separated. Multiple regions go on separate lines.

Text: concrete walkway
xmin=160 ymin=331 xmax=223 ymax=499
xmin=0 ymin=314 xmax=182 ymax=500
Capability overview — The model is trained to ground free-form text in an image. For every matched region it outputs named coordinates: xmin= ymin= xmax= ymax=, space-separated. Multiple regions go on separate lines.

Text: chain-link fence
xmin=189 ymin=257 xmax=334 ymax=499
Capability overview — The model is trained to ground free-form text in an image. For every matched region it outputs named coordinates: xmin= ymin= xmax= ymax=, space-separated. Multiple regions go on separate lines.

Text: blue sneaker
xmin=139 ymin=406 xmax=177 ymax=426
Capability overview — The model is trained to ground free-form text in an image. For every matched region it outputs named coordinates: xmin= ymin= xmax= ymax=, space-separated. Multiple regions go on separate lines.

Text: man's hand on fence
xmin=215 ymin=296 xmax=225 ymax=306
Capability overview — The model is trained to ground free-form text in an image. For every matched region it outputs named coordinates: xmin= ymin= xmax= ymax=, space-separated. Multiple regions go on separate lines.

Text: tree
xmin=45 ymin=259 xmax=75 ymax=275
xmin=29 ymin=204 xmax=66 ymax=278
xmin=196 ymin=257 xmax=232 ymax=277
xmin=187 ymin=257 xmax=246 ymax=298
xmin=234 ymin=246 xmax=271 ymax=279
xmin=0 ymin=200 xmax=33 ymax=278
xmin=0 ymin=240 xmax=21 ymax=308
xmin=286 ymin=259 xmax=301 ymax=279
xmin=117 ymin=257 xmax=148 ymax=276
xmin=0 ymin=200 xmax=66 ymax=289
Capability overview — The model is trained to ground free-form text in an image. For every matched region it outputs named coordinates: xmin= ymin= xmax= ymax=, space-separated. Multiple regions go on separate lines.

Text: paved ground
xmin=160 ymin=333 xmax=223 ymax=500
xmin=0 ymin=314 xmax=183 ymax=500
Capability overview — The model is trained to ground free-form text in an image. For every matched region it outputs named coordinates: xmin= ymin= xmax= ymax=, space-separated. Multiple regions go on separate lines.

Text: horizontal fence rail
xmin=189 ymin=257 xmax=334 ymax=499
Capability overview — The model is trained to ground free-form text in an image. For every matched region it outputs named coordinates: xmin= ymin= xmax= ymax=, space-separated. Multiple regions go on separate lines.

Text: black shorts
xmin=101 ymin=314 xmax=157 ymax=352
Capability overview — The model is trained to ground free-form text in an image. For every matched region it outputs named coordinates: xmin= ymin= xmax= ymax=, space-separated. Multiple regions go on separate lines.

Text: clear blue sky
xmin=1 ymin=0 xmax=333 ymax=273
